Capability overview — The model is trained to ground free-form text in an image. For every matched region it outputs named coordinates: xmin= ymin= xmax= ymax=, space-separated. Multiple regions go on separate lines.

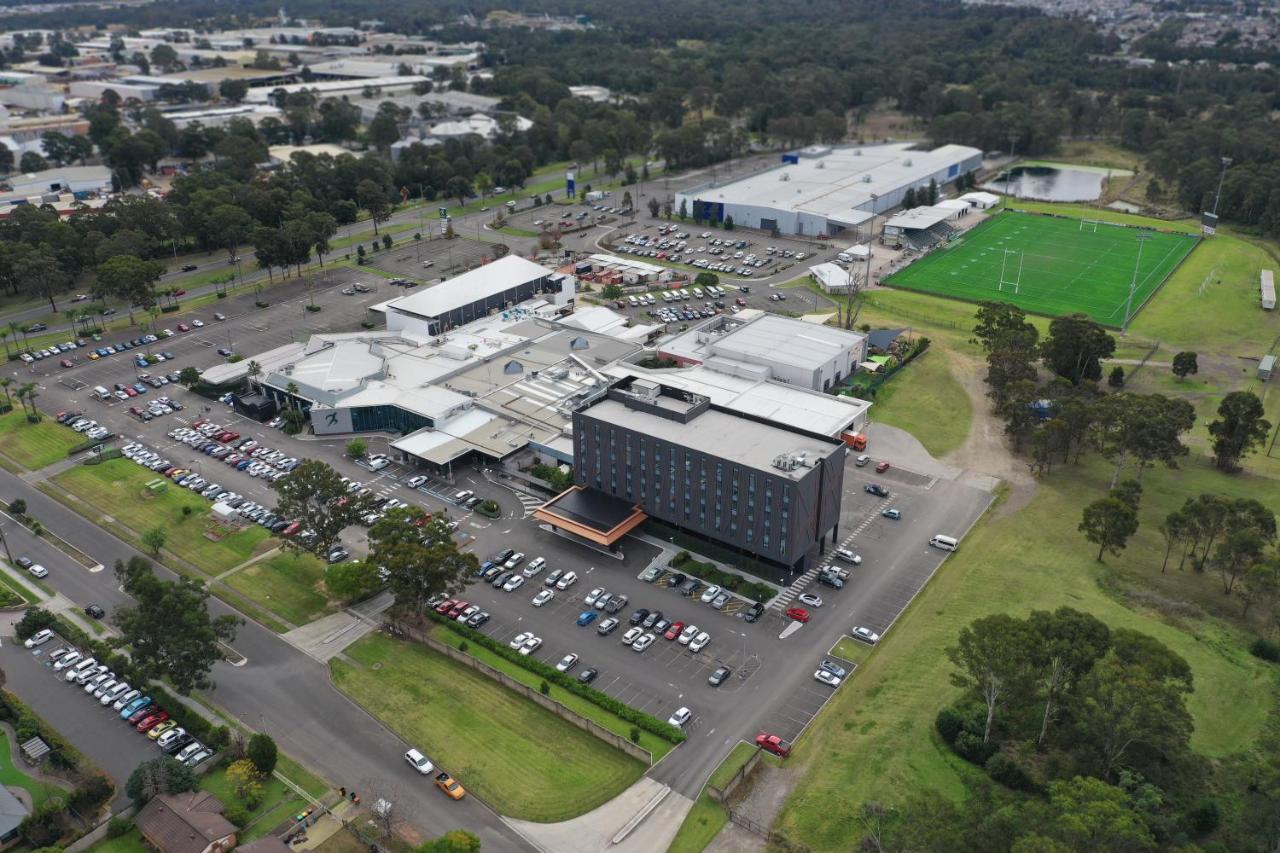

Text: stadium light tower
xmin=1211 ymin=156 xmax=1233 ymax=217
xmin=1122 ymin=233 xmax=1153 ymax=332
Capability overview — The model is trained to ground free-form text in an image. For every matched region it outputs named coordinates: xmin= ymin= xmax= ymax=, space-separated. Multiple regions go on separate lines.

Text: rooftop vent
xmin=503 ymin=360 xmax=523 ymax=374
xmin=570 ymin=336 xmax=589 ymax=350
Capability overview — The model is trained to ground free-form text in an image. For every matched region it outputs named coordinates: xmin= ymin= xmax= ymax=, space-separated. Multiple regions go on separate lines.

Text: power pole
xmin=1211 ymin=156 xmax=1233 ymax=217
xmin=1122 ymin=233 xmax=1152 ymax=332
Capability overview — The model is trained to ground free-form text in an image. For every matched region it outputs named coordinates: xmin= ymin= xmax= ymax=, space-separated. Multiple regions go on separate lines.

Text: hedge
xmin=0 ymin=689 xmax=88 ymax=771
xmin=669 ymin=552 xmax=775 ymax=603
xmin=421 ymin=611 xmax=685 ymax=745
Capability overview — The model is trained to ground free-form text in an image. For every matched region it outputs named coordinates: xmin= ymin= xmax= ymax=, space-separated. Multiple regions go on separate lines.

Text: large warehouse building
xmin=675 ymin=142 xmax=982 ymax=238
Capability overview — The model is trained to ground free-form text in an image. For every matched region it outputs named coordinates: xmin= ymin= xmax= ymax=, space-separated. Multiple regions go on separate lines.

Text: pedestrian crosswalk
xmin=513 ymin=491 xmax=545 ymax=517
xmin=768 ymin=497 xmax=890 ymax=611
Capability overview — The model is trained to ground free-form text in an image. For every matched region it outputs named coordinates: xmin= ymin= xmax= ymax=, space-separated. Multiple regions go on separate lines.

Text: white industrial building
xmin=0 ymin=165 xmax=112 ymax=205
xmin=244 ymin=76 xmax=430 ymax=104
xmin=162 ymin=103 xmax=283 ymax=130
xmin=675 ymin=142 xmax=982 ymax=238
xmin=378 ymin=255 xmax=575 ymax=338
xmin=658 ymin=312 xmax=867 ymax=393
xmin=810 ymin=262 xmax=853 ymax=294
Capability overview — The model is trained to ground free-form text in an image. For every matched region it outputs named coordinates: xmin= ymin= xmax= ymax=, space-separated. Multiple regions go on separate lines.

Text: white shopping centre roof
xmin=387 ymin=255 xmax=552 ymax=319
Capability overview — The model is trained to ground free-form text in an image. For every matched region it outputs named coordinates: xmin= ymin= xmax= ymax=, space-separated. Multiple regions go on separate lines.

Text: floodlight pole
xmin=1122 ymin=234 xmax=1152 ymax=332
xmin=1211 ymin=156 xmax=1232 ymax=217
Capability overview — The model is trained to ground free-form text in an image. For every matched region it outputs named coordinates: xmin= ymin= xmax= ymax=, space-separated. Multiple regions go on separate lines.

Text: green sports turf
xmin=883 ymin=210 xmax=1200 ymax=325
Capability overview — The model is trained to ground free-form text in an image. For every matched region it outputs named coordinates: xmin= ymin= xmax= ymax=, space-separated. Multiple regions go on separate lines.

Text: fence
xmin=394 ymin=623 xmax=654 ymax=764
xmin=724 ymin=809 xmax=810 ymax=851
xmin=1120 ymin=339 xmax=1161 ymax=383
xmin=65 ymin=806 xmax=137 ymax=853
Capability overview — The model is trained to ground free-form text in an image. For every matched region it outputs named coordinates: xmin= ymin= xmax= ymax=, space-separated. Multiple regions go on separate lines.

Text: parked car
xmin=798 ymin=593 xmax=824 ymax=608
xmin=667 ymin=707 xmax=692 ymax=728
xmin=576 ymin=610 xmax=597 ymax=626
xmin=405 ymin=749 xmax=434 ymax=775
xmin=23 ymin=628 xmax=54 ymax=648
xmin=835 ymin=548 xmax=862 ymax=564
xmin=785 ymin=607 xmax=810 ymax=623
xmin=852 ymin=626 xmax=880 ymax=645
xmin=434 ymin=771 xmax=465 ymax=800
xmin=555 ymin=653 xmax=579 ymax=672
xmin=864 ymin=483 xmax=889 ymax=497
xmin=814 ymin=669 xmax=842 ymax=687
xmin=596 ymin=617 xmax=619 ymax=636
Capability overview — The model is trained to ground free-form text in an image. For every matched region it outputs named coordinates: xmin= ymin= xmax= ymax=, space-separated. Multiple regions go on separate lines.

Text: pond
xmin=982 ymin=165 xmax=1116 ymax=202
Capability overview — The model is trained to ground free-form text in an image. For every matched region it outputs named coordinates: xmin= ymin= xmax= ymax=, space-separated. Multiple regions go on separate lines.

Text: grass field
xmin=773 ymin=456 xmax=1279 ymax=850
xmin=0 ymin=409 xmax=85 ymax=470
xmin=331 ymin=633 xmax=645 ymax=822
xmin=885 ymin=210 xmax=1200 ymax=325
xmin=862 ymin=349 xmax=971 ymax=457
xmin=53 ymin=458 xmax=274 ymax=575
xmin=222 ymin=550 xmax=334 ymax=628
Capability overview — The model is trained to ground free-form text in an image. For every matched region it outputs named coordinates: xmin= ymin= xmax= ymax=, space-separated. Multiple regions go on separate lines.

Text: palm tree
xmin=0 ymin=329 xmax=9 ymax=359
xmin=10 ymin=322 xmax=27 ymax=353
xmin=15 ymin=382 xmax=34 ymax=417
xmin=23 ymin=384 xmax=38 ymax=420
xmin=247 ymin=360 xmax=263 ymax=388
xmin=0 ymin=378 xmax=12 ymax=411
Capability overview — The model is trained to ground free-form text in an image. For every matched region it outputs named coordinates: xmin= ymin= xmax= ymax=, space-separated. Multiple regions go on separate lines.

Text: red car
xmin=220 ymin=431 xmax=240 ymax=442
xmin=174 ymin=289 xmax=187 ymax=296
xmin=124 ymin=387 xmax=138 ymax=397
xmin=281 ymin=521 xmax=301 ymax=537
xmin=128 ymin=706 xmax=158 ymax=725
xmin=434 ymin=598 xmax=458 ymax=615
xmin=176 ymin=323 xmax=191 ymax=332
xmin=446 ymin=600 xmax=469 ymax=619
xmin=664 ymin=620 xmax=685 ymax=640
xmin=60 ymin=358 xmax=74 ymax=368
xmin=784 ymin=607 xmax=811 ymax=623
xmin=875 ymin=461 xmax=891 ymax=473
xmin=135 ymin=711 xmax=170 ymax=732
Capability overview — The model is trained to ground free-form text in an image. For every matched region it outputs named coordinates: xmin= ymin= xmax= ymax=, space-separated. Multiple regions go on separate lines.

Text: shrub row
xmin=669 ymin=551 xmax=775 ymax=603
xmin=1250 ymin=637 xmax=1280 ymax=663
xmin=936 ymin=703 xmax=1039 ymax=792
xmin=422 ymin=610 xmax=685 ymax=745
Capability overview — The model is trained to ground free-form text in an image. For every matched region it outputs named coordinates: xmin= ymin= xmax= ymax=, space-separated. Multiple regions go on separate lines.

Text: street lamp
xmin=1122 ymin=234 xmax=1152 ymax=332
xmin=1212 ymin=156 xmax=1233 ymax=217
xmin=0 ymin=519 xmax=13 ymax=566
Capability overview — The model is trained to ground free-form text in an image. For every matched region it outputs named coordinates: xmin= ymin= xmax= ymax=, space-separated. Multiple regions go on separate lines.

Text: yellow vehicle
xmin=434 ymin=771 xmax=465 ymax=800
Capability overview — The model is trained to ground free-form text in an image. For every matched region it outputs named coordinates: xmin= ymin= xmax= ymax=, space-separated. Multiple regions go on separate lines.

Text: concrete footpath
xmin=504 ymin=777 xmax=694 ymax=853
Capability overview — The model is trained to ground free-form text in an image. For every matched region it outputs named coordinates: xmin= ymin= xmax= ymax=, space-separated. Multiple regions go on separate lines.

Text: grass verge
xmin=198 ymin=760 xmax=306 ymax=841
xmin=52 ymin=459 xmax=273 ymax=575
xmin=89 ymin=827 xmax=148 ymax=853
xmin=0 ymin=409 xmax=86 ymax=470
xmin=331 ymin=633 xmax=645 ymax=822
xmin=862 ymin=349 xmax=972 ymax=457
xmin=429 ymin=623 xmax=675 ymax=761
xmin=222 ymin=551 xmax=334 ymax=627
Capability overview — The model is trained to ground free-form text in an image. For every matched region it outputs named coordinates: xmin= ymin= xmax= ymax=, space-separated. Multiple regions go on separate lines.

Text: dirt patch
xmin=704 ymin=760 xmax=799 ymax=853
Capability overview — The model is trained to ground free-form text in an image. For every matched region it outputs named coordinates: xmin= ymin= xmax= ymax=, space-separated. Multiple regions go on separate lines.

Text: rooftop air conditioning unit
xmin=862 ymin=174 xmax=872 ymax=183
xmin=903 ymin=158 xmax=913 ymax=167
xmin=816 ymin=162 xmax=824 ymax=169
xmin=779 ymin=173 xmax=790 ymax=181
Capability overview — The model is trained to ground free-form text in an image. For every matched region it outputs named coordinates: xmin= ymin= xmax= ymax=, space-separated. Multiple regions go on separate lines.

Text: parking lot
xmin=604 ymin=221 xmax=830 ymax=282
xmin=360 ymin=232 xmax=502 ymax=282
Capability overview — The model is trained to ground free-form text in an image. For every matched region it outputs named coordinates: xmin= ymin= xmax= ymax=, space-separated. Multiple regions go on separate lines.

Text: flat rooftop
xmin=387 ymin=255 xmax=552 ymax=320
xmin=884 ymin=205 xmax=958 ymax=231
xmin=682 ymin=143 xmax=980 ymax=225
xmin=582 ymin=396 xmax=838 ymax=480
xmin=663 ymin=313 xmax=863 ymax=372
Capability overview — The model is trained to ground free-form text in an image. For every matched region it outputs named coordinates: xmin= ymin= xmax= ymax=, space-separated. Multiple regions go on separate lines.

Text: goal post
xmin=998 ymin=248 xmax=1024 ymax=294
xmin=1079 ymin=217 xmax=1100 ymax=233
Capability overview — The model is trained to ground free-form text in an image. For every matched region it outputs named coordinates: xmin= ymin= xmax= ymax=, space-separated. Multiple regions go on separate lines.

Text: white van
xmin=627 ymin=295 xmax=639 ymax=307
xmin=92 ymin=386 xmax=111 ymax=400
xmin=929 ymin=534 xmax=959 ymax=552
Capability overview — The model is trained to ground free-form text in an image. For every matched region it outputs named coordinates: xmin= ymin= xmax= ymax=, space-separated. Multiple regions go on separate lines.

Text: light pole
xmin=1005 ymin=135 xmax=1017 ymax=198
xmin=1211 ymin=156 xmax=1233 ymax=217
xmin=0 ymin=518 xmax=13 ymax=566
xmin=1122 ymin=234 xmax=1152 ymax=332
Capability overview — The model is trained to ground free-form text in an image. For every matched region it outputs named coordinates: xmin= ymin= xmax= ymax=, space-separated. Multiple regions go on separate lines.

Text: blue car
xmin=235 ymin=460 xmax=252 ymax=470
xmin=96 ymin=347 xmax=110 ymax=357
xmin=576 ymin=610 xmax=597 ymax=627
xmin=135 ymin=356 xmax=149 ymax=368
xmin=120 ymin=696 xmax=151 ymax=719
xmin=217 ymin=347 xmax=233 ymax=358
xmin=132 ymin=383 xmax=147 ymax=394
xmin=475 ymin=560 xmax=495 ymax=577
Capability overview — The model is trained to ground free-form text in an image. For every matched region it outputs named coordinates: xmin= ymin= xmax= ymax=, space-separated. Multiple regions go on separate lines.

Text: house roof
xmin=136 ymin=791 xmax=236 ymax=853
xmin=0 ymin=782 xmax=29 ymax=837
xmin=386 ymin=256 xmax=552 ymax=320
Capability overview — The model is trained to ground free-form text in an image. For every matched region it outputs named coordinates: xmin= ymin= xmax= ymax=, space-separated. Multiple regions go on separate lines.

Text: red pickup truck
xmin=755 ymin=732 xmax=792 ymax=757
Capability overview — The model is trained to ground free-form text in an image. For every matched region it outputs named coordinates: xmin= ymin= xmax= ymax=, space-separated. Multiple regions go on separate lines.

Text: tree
xmin=647 ymin=197 xmax=660 ymax=218
xmin=1171 ymin=351 xmax=1198 ymax=380
xmin=367 ymin=111 xmax=401 ymax=153
xmin=1214 ymin=525 xmax=1267 ymax=594
xmin=693 ymin=272 xmax=720 ymax=289
xmin=947 ymin=614 xmax=1035 ymax=743
xmin=325 ymin=560 xmax=381 ymax=602
xmin=1209 ymin=390 xmax=1270 ymax=472
xmin=356 ymin=180 xmax=392 ymax=235
xmin=445 ymin=175 xmax=472 ymax=208
xmin=372 ymin=507 xmax=476 ymax=614
xmin=1039 ymin=777 xmax=1157 ymax=851
xmin=1108 ymin=365 xmax=1125 ymax=387
xmin=1079 ymin=497 xmax=1138 ymax=562
xmin=417 ymin=829 xmax=482 ymax=853
xmin=724 ymin=214 xmax=735 ymax=230
xmin=95 ymin=254 xmax=164 ymax=321
xmin=0 ymin=142 xmax=12 ymax=175
xmin=225 ymin=759 xmax=264 ymax=806
xmin=19 ymin=151 xmax=47 ymax=173
xmin=1157 ymin=507 xmax=1195 ymax=574
xmin=17 ymin=249 xmax=70 ymax=313
xmin=149 ymin=43 xmax=179 ymax=72
xmin=246 ymin=733 xmax=278 ymax=775
xmin=142 ymin=526 xmax=166 ymax=555
xmin=1028 ymin=608 xmax=1110 ymax=746
xmin=113 ymin=557 xmax=242 ymax=693
xmin=1076 ymin=654 xmax=1192 ymax=779
xmin=126 ymin=757 xmax=195 ymax=805
xmin=219 ymin=78 xmax=249 ymax=102
xmin=677 ymin=199 xmax=688 ymax=220
xmin=271 ymin=459 xmax=374 ymax=557
xmin=346 ymin=439 xmax=367 ymax=459
xmin=178 ymin=367 xmax=200 ymax=387
xmin=1041 ymin=314 xmax=1116 ymax=384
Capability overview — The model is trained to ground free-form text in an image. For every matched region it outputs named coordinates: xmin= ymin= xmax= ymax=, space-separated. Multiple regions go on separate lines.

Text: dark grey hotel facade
xmin=572 ymin=378 xmax=846 ymax=571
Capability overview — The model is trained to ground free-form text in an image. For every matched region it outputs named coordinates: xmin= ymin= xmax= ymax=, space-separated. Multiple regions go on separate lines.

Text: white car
xmin=555 ymin=571 xmax=578 ymax=590
xmin=406 ymin=475 xmax=427 ymax=489
xmin=555 ymin=653 xmax=579 ymax=672
xmin=798 ymin=593 xmax=824 ymax=608
xmin=699 ymin=585 xmax=721 ymax=604
xmin=82 ymin=673 xmax=112 ymax=694
xmin=509 ymin=631 xmax=534 ymax=650
xmin=667 ymin=707 xmax=692 ymax=728
xmin=503 ymin=575 xmax=526 ymax=592
xmin=621 ymin=626 xmax=644 ymax=646
xmin=405 ymin=748 xmax=434 ymax=775
xmin=53 ymin=652 xmax=83 ymax=673
xmin=678 ymin=624 xmax=699 ymax=645
xmin=531 ymin=589 xmax=554 ymax=607
xmin=688 ymin=631 xmax=711 ymax=652
xmin=523 ymin=557 xmax=546 ymax=578
xmin=155 ymin=727 xmax=186 ymax=748
xmin=518 ymin=636 xmax=542 ymax=656
xmin=28 ymin=564 xmax=48 ymax=579
xmin=23 ymin=628 xmax=54 ymax=649
xmin=852 ymin=626 xmax=880 ymax=645
xmin=835 ymin=549 xmax=862 ymax=565
xmin=584 ymin=587 xmax=605 ymax=606
xmin=176 ymin=742 xmax=205 ymax=764
xmin=632 ymin=633 xmax=656 ymax=652
xmin=101 ymin=682 xmax=131 ymax=705
xmin=814 ymin=669 xmax=842 ymax=687
xmin=113 ymin=689 xmax=141 ymax=711
xmin=455 ymin=605 xmax=479 ymax=623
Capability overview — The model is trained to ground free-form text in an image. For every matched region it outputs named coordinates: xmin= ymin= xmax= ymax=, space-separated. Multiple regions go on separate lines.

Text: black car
xmin=666 ymin=573 xmax=687 ymax=588
xmin=604 ymin=594 xmax=629 ymax=615
xmin=85 ymin=604 xmax=106 ymax=619
xmin=161 ymin=732 xmax=194 ymax=754
xmin=708 ymin=666 xmax=731 ymax=686
xmin=493 ymin=548 xmax=515 ymax=564
xmin=742 ymin=602 xmax=765 ymax=623
xmin=628 ymin=608 xmax=649 ymax=626
xmin=466 ymin=610 xmax=490 ymax=629
xmin=464 ymin=496 xmax=483 ymax=509
xmin=864 ymin=483 xmax=889 ymax=498
xmin=481 ymin=565 xmax=504 ymax=582
xmin=181 ymin=264 xmax=198 ymax=272
xmin=491 ymin=570 xmax=514 ymax=589
xmin=26 ymin=323 xmax=47 ymax=332
xmin=15 ymin=557 xmax=32 ymax=569
xmin=577 ymin=668 xmax=598 ymax=684
xmin=641 ymin=610 xmax=662 ymax=629
xmin=816 ymin=570 xmax=844 ymax=590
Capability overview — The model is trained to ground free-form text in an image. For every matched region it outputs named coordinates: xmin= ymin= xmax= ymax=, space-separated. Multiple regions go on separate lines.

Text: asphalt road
xmin=0 ymin=468 xmax=535 ymax=851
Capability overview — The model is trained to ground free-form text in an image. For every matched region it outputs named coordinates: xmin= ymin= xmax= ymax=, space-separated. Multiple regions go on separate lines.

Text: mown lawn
xmin=90 ymin=827 xmax=148 ymax=853
xmin=430 ymin=623 xmax=676 ymax=761
xmin=0 ymin=727 xmax=64 ymax=808
xmin=863 ymin=349 xmax=971 ymax=457
xmin=198 ymin=760 xmax=306 ymax=841
xmin=773 ymin=455 xmax=1279 ymax=851
xmin=0 ymin=409 xmax=85 ymax=470
xmin=222 ymin=551 xmax=334 ymax=627
xmin=53 ymin=458 xmax=273 ymax=575
xmin=331 ymin=633 xmax=645 ymax=822
xmin=667 ymin=793 xmax=729 ymax=853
